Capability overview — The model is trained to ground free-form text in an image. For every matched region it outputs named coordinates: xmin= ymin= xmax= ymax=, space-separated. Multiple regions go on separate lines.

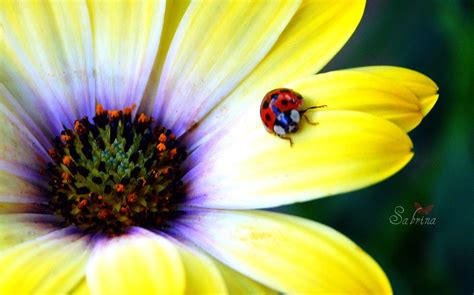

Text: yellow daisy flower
xmin=0 ymin=0 xmax=438 ymax=294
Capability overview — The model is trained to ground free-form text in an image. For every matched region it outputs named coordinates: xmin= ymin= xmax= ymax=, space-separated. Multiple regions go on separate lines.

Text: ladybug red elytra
xmin=259 ymin=88 xmax=326 ymax=146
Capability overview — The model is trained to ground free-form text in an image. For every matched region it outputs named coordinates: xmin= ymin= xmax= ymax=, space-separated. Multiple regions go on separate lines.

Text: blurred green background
xmin=277 ymin=0 xmax=473 ymax=293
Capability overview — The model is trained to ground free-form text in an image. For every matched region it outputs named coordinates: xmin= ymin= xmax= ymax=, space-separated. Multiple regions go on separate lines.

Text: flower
xmin=0 ymin=1 xmax=438 ymax=294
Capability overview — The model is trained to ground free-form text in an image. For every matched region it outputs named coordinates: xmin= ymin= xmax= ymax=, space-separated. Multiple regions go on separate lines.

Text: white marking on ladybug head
xmin=274 ymin=125 xmax=286 ymax=136
xmin=289 ymin=123 xmax=297 ymax=132
xmin=290 ymin=109 xmax=300 ymax=123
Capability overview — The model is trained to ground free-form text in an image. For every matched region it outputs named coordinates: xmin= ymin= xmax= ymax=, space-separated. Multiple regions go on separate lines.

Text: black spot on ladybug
xmin=281 ymin=99 xmax=288 ymax=106
xmin=280 ymin=88 xmax=290 ymax=93
xmin=265 ymin=114 xmax=271 ymax=121
xmin=262 ymin=101 xmax=269 ymax=109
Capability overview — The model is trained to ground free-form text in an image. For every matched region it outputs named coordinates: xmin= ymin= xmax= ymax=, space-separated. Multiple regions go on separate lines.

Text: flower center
xmin=45 ymin=104 xmax=187 ymax=235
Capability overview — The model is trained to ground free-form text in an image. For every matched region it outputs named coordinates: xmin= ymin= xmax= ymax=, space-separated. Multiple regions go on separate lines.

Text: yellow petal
xmin=142 ymin=0 xmax=191 ymax=111
xmin=177 ymin=209 xmax=392 ymax=294
xmin=350 ymin=66 xmax=439 ymax=116
xmin=185 ymin=110 xmax=413 ymax=209
xmin=351 ymin=66 xmax=439 ymax=98
xmin=0 ymin=203 xmax=48 ymax=214
xmin=213 ymin=257 xmax=277 ymax=295
xmin=0 ymin=230 xmax=91 ymax=294
xmin=86 ymin=229 xmax=184 ymax=295
xmin=173 ymin=240 xmax=227 ymax=294
xmin=1 ymin=0 xmax=95 ymax=132
xmin=186 ymin=0 xmax=365 ymax=146
xmin=286 ymin=69 xmax=427 ymax=132
xmin=88 ymin=0 xmax=166 ymax=108
xmin=0 ymin=214 xmax=58 ymax=251
xmin=152 ymin=0 xmax=301 ymax=136
xmin=71 ymin=279 xmax=90 ymax=295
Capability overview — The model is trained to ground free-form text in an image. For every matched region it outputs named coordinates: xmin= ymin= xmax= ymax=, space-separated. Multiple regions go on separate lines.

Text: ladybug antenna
xmin=300 ymin=104 xmax=327 ymax=114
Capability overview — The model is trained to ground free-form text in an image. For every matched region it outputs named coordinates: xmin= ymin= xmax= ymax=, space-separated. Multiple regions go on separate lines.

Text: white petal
xmin=1 ymin=1 xmax=95 ymax=134
xmin=89 ymin=0 xmax=166 ymax=109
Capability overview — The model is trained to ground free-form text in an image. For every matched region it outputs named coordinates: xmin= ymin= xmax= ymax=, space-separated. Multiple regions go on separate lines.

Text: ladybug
xmin=259 ymin=88 xmax=326 ymax=146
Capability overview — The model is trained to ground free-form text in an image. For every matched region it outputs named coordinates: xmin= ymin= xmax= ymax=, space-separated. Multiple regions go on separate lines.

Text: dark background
xmin=278 ymin=0 xmax=473 ymax=294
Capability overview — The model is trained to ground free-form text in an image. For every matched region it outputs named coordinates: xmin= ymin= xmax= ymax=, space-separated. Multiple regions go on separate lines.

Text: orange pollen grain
xmin=61 ymin=172 xmax=72 ymax=182
xmin=169 ymin=134 xmax=176 ymax=140
xmin=96 ymin=104 xmax=106 ymax=115
xmin=78 ymin=199 xmax=88 ymax=209
xmin=127 ymin=193 xmax=137 ymax=203
xmin=62 ymin=156 xmax=73 ymax=166
xmin=170 ymin=148 xmax=177 ymax=159
xmin=97 ymin=195 xmax=103 ymax=201
xmin=138 ymin=113 xmax=150 ymax=123
xmin=124 ymin=103 xmax=136 ymax=115
xmin=61 ymin=134 xmax=72 ymax=142
xmin=48 ymin=149 xmax=58 ymax=158
xmin=74 ymin=120 xmax=86 ymax=134
xmin=115 ymin=184 xmax=125 ymax=193
xmin=156 ymin=143 xmax=166 ymax=152
xmin=161 ymin=167 xmax=170 ymax=175
xmin=109 ymin=110 xmax=120 ymax=119
xmin=98 ymin=210 xmax=108 ymax=220
xmin=159 ymin=134 xmax=167 ymax=143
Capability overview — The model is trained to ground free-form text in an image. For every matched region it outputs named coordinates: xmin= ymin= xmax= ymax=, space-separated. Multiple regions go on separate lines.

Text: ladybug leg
xmin=303 ymin=115 xmax=319 ymax=126
xmin=300 ymin=104 xmax=327 ymax=113
xmin=280 ymin=135 xmax=293 ymax=147
xmin=300 ymin=104 xmax=326 ymax=126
